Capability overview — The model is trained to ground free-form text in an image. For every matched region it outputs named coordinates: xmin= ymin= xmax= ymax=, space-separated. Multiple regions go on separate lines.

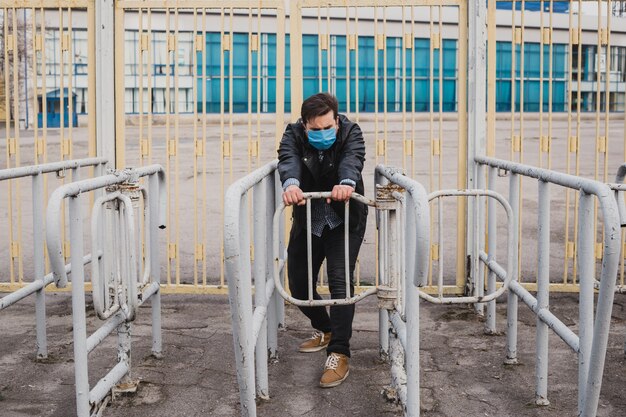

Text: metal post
xmin=253 ymin=180 xmax=269 ymax=400
xmin=379 ymin=209 xmax=390 ymax=361
xmin=69 ymin=196 xmax=90 ymax=417
xmin=467 ymin=0 xmax=488 ymax=307
xmin=231 ymin=193 xmax=255 ymax=415
xmin=32 ymin=173 xmax=47 ymax=359
xmin=149 ymin=173 xmax=162 ymax=357
xmin=536 ymin=180 xmax=550 ymax=406
xmin=96 ymin=0 xmax=116 ymax=166
xmin=266 ymin=174 xmax=279 ymax=359
xmin=274 ymin=172 xmax=285 ymax=328
xmin=505 ymin=173 xmax=519 ymax=365
xmin=405 ymin=247 xmax=420 ymax=417
xmin=376 ymin=172 xmax=390 ymax=361
xmin=486 ymin=167 xmax=497 ymax=333
xmin=475 ymin=164 xmax=486 ymax=315
xmin=577 ymin=192 xmax=594 ymax=414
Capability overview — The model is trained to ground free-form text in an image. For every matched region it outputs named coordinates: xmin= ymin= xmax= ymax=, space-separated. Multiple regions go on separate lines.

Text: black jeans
xmin=287 ymin=224 xmax=364 ymax=357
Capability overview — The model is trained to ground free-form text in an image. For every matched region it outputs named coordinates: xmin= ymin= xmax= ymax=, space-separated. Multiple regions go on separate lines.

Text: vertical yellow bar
xmin=374 ymin=6 xmax=379 ymax=164
xmin=456 ymin=1 xmax=468 ymax=289
xmin=4 ymin=8 xmax=15 ymax=284
xmin=289 ymin=0 xmax=303 ymax=118
xmin=87 ymin=3 xmax=96 ymax=160
xmin=219 ymin=8 xmax=225 ymax=286
xmin=115 ymin=2 xmax=125 ymax=167
xmin=563 ymin=3 xmax=574 ymax=284
xmin=572 ymin=1 xmax=583 ymax=283
xmin=202 ymin=8 xmax=208 ymax=286
xmin=138 ymin=9 xmax=144 ymax=166
xmin=165 ymin=8 xmax=172 ymax=285
xmin=326 ymin=9 xmax=331 ymax=95
xmin=345 ymin=4 xmax=351 ymax=118
xmin=193 ymin=8 xmax=199 ymax=287
xmin=67 ymin=8 xmax=73 ymax=159
xmin=410 ymin=6 xmax=416 ymax=176
xmin=228 ymin=8 xmax=234 ymax=186
xmin=428 ymin=6 xmax=434 ymax=286
xmin=383 ymin=8 xmax=388 ymax=165
xmin=318 ymin=6 xmax=322 ymax=92
xmin=174 ymin=7 xmax=181 ymax=286
xmin=58 ymin=8 xmax=65 ymax=161
xmin=275 ymin=4 xmax=286 ymax=152
xmin=401 ymin=6 xmax=406 ymax=172
xmin=547 ymin=0 xmax=553 ymax=170
xmin=510 ymin=0 xmax=516 ymax=162
xmin=354 ymin=7 xmax=359 ymax=124
xmin=604 ymin=2 xmax=611 ymax=184
xmin=487 ymin=0 xmax=495 ymax=157
xmin=11 ymin=8 xmax=23 ymax=281
xmin=247 ymin=8 xmax=253 ymax=177
xmin=538 ymin=1 xmax=544 ymax=169
xmin=32 ymin=7 xmax=40 ymax=164
xmin=147 ymin=8 xmax=153 ymax=165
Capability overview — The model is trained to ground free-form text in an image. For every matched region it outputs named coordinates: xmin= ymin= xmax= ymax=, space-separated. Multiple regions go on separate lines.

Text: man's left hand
xmin=328 ymin=184 xmax=354 ymax=204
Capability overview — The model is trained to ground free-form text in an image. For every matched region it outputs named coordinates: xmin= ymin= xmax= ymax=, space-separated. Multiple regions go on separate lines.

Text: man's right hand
xmin=283 ymin=185 xmax=306 ymax=206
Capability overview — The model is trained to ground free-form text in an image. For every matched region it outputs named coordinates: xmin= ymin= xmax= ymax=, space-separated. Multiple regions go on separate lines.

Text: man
xmin=278 ymin=92 xmax=367 ymax=388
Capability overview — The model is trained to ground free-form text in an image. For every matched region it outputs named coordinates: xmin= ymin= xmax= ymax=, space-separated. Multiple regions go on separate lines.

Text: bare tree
xmin=0 ymin=9 xmax=32 ymax=127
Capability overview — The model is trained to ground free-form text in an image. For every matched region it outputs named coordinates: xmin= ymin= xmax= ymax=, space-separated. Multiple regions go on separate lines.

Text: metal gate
xmin=2 ymin=0 xmax=626 ymax=296
xmin=0 ymin=0 xmax=97 ymax=293
xmin=114 ymin=0 xmax=286 ymax=291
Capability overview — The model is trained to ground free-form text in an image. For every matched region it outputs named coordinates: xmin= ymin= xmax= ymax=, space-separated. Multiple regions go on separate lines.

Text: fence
xmin=2 ymin=1 xmax=626 ymax=295
xmin=0 ymin=157 xmax=106 ymax=358
xmin=45 ymin=164 xmax=166 ymax=417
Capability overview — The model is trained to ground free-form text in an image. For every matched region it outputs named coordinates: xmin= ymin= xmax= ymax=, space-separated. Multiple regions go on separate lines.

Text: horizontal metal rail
xmin=476 ymin=155 xmax=620 ymax=417
xmin=0 ymin=253 xmax=97 ymax=310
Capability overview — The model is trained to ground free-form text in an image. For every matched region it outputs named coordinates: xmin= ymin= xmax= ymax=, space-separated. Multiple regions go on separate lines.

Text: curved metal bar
xmin=91 ymin=192 xmax=123 ymax=320
xmin=375 ymin=165 xmax=431 ymax=289
xmin=46 ymin=165 xmax=165 ymax=288
xmin=224 ymin=160 xmax=278 ymax=417
xmin=422 ymin=189 xmax=515 ymax=304
xmin=272 ymin=192 xmax=377 ymax=307
xmin=90 ymin=192 xmax=138 ymax=321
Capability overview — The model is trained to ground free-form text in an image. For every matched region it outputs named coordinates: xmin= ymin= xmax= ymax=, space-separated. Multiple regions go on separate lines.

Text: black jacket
xmin=277 ymin=114 xmax=367 ymax=237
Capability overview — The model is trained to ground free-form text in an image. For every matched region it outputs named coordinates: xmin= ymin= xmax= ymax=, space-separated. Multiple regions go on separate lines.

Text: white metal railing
xmin=0 ymin=158 xmax=107 ymax=359
xmin=226 ymin=162 xmax=432 ymax=417
xmin=475 ymin=155 xmax=621 ymax=416
xmin=45 ymin=165 xmax=166 ymax=417
xmin=227 ymin=157 xmax=621 ymax=417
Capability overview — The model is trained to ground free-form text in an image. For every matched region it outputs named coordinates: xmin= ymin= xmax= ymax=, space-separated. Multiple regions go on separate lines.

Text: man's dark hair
xmin=301 ymin=93 xmax=338 ymax=124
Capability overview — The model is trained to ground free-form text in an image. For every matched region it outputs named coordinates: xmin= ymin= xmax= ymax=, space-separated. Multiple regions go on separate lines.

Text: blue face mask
xmin=307 ymin=127 xmax=336 ymax=150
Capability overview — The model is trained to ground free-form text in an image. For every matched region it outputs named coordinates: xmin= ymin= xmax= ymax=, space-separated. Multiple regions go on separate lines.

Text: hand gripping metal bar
xmin=424 ymin=189 xmax=515 ymax=304
xmin=272 ymin=192 xmax=377 ymax=307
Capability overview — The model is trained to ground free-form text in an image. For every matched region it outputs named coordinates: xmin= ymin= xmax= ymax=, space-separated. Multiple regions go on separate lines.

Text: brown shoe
xmin=298 ymin=331 xmax=331 ymax=353
xmin=320 ymin=353 xmax=349 ymax=388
